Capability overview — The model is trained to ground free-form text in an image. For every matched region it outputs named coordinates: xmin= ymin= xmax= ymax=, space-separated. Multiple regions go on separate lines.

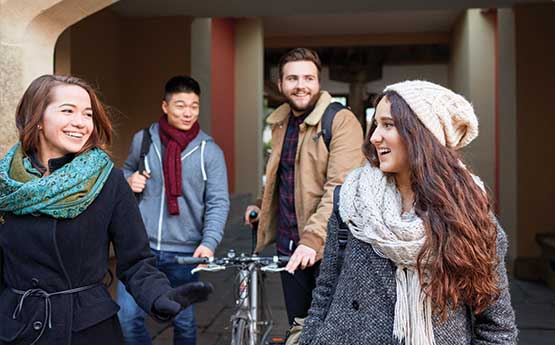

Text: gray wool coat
xmin=300 ymin=190 xmax=518 ymax=345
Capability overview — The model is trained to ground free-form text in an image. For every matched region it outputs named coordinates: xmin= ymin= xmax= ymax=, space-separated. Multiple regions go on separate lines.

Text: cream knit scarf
xmin=339 ymin=164 xmax=435 ymax=345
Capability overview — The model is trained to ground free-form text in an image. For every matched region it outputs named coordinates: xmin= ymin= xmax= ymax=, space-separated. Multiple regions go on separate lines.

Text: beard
xmin=284 ymin=92 xmax=320 ymax=113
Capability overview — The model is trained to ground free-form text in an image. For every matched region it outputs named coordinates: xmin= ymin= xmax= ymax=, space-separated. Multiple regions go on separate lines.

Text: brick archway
xmin=0 ymin=0 xmax=119 ymax=156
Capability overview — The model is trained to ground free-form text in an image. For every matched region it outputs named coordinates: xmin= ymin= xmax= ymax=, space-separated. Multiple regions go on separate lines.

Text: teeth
xmin=65 ymin=132 xmax=83 ymax=138
xmin=378 ymin=148 xmax=391 ymax=154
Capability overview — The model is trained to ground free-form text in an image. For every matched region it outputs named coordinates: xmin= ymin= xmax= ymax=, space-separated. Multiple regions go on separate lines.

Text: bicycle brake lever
xmin=191 ymin=264 xmax=226 ymax=274
xmin=260 ymin=264 xmax=286 ymax=273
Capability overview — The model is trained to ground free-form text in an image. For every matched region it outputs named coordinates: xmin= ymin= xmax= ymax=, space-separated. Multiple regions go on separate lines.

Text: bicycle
xmin=175 ymin=212 xmax=289 ymax=345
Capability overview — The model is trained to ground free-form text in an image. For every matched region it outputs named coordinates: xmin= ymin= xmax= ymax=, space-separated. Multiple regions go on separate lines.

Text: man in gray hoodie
xmin=116 ymin=75 xmax=230 ymax=345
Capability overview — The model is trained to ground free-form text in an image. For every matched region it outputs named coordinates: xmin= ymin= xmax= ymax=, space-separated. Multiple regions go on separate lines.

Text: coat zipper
xmin=152 ymin=143 xmax=165 ymax=251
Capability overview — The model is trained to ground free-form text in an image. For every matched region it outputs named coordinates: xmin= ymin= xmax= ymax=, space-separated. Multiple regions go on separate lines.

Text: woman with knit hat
xmin=299 ymin=80 xmax=517 ymax=345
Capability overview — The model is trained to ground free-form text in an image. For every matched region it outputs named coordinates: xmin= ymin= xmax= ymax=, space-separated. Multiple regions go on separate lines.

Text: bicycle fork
xmin=250 ymin=264 xmax=258 ymax=345
xmin=238 ymin=263 xmax=258 ymax=345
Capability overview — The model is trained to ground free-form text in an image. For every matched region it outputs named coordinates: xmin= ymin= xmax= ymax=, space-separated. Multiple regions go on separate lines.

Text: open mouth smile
xmin=64 ymin=131 xmax=84 ymax=139
xmin=377 ymin=148 xmax=391 ymax=156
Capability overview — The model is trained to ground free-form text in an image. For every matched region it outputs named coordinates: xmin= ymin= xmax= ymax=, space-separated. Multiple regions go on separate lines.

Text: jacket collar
xmin=266 ymin=91 xmax=332 ymax=126
xmin=27 ymin=150 xmax=75 ymax=175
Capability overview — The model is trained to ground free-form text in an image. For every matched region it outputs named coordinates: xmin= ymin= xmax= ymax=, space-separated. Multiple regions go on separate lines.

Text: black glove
xmin=153 ymin=281 xmax=214 ymax=316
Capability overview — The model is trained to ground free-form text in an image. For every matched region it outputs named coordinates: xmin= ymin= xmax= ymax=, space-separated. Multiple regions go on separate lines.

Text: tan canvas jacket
xmin=255 ymin=91 xmax=364 ymax=259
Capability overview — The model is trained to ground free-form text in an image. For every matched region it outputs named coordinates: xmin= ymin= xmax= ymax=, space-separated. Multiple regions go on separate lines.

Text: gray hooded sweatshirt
xmin=123 ymin=123 xmax=230 ymax=253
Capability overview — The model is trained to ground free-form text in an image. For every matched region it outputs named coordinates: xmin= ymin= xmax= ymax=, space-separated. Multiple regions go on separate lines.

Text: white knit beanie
xmin=384 ymin=80 xmax=479 ymax=149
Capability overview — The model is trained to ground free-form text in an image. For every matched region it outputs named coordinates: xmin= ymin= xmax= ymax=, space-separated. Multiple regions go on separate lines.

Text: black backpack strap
xmin=321 ymin=102 xmax=346 ymax=151
xmin=137 ymin=128 xmax=151 ymax=174
xmin=333 ymin=185 xmax=349 ymax=275
xmin=135 ymin=128 xmax=152 ymax=202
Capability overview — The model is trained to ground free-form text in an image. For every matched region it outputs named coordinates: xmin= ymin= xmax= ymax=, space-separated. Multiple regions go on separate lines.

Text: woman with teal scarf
xmin=0 ymin=75 xmax=213 ymax=345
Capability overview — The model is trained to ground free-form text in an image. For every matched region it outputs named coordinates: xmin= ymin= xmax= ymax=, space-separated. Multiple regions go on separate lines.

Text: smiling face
xmin=38 ymin=84 xmax=94 ymax=163
xmin=278 ymin=60 xmax=321 ymax=116
xmin=370 ymin=97 xmax=410 ymax=178
xmin=162 ymin=92 xmax=200 ymax=131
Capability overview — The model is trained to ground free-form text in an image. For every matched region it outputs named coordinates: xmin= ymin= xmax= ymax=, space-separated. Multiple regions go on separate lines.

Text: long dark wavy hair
xmin=365 ymin=91 xmax=500 ymax=319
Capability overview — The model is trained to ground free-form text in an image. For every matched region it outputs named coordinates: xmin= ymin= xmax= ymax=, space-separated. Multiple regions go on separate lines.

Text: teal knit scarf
xmin=0 ymin=143 xmax=113 ymax=219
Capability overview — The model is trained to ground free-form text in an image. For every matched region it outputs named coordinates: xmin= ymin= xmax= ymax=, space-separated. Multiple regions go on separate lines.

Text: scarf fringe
xmin=393 ymin=268 xmax=436 ymax=345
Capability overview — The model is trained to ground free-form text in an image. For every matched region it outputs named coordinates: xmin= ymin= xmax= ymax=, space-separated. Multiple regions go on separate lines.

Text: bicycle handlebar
xmin=248 ymin=210 xmax=258 ymax=220
xmin=176 ymin=254 xmax=289 ymax=266
xmin=175 ymin=256 xmax=212 ymax=265
xmin=176 ymin=252 xmax=290 ymax=274
xmin=249 ymin=210 xmax=259 ymax=255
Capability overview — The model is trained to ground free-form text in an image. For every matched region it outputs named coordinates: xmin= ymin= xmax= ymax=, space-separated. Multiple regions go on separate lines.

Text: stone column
xmin=191 ymin=18 xmax=213 ymax=135
xmin=234 ymin=18 xmax=264 ymax=198
xmin=497 ymin=8 xmax=518 ymax=267
xmin=449 ymin=9 xmax=496 ymax=192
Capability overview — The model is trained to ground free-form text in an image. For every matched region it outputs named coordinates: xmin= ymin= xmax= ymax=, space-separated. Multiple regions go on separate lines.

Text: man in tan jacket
xmin=244 ymin=48 xmax=364 ymax=324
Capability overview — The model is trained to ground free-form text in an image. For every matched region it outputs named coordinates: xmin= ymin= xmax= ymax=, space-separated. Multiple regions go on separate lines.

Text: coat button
xmin=31 ymin=278 xmax=39 ymax=287
xmin=33 ymin=321 xmax=43 ymax=330
xmin=352 ymin=300 xmax=359 ymax=310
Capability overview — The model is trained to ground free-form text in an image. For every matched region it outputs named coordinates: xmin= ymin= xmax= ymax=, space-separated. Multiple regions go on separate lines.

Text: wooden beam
xmin=265 ymin=32 xmax=450 ymax=48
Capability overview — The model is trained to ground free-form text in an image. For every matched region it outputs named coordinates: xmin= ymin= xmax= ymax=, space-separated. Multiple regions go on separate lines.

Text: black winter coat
xmin=0 ymin=168 xmax=172 ymax=345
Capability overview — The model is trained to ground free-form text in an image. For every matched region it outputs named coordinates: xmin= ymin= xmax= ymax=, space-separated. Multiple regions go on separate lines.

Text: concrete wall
xmin=514 ymin=4 xmax=555 ymax=258
xmin=117 ymin=16 xmax=192 ymax=165
xmin=68 ymin=9 xmax=121 ymax=126
xmin=56 ymin=8 xmax=192 ymax=165
xmin=449 ymin=9 xmax=496 ymax=199
xmin=449 ymin=12 xmax=471 ymax=101
xmin=54 ymin=29 xmax=72 ymax=76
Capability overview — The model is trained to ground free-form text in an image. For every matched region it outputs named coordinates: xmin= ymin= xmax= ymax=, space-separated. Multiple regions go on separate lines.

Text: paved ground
xmin=139 ymin=194 xmax=555 ymax=345
xmin=510 ymin=279 xmax=555 ymax=345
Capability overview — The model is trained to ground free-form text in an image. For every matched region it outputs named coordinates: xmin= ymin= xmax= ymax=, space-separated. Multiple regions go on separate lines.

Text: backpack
xmin=320 ymin=102 xmax=346 ymax=151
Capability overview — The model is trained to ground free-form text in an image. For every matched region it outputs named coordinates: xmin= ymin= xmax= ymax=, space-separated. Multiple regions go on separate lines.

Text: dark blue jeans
xmin=116 ymin=250 xmax=198 ymax=345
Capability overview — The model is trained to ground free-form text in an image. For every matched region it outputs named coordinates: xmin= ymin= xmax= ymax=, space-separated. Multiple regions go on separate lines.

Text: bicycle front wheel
xmin=231 ymin=318 xmax=253 ymax=345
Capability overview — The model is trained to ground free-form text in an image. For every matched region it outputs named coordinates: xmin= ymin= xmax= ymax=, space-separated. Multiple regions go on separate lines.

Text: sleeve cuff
xmin=299 ymin=231 xmax=325 ymax=256
xmin=201 ymin=237 xmax=218 ymax=253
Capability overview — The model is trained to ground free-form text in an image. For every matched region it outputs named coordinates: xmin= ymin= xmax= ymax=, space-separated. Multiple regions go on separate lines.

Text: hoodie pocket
xmin=164 ymin=221 xmax=202 ymax=245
